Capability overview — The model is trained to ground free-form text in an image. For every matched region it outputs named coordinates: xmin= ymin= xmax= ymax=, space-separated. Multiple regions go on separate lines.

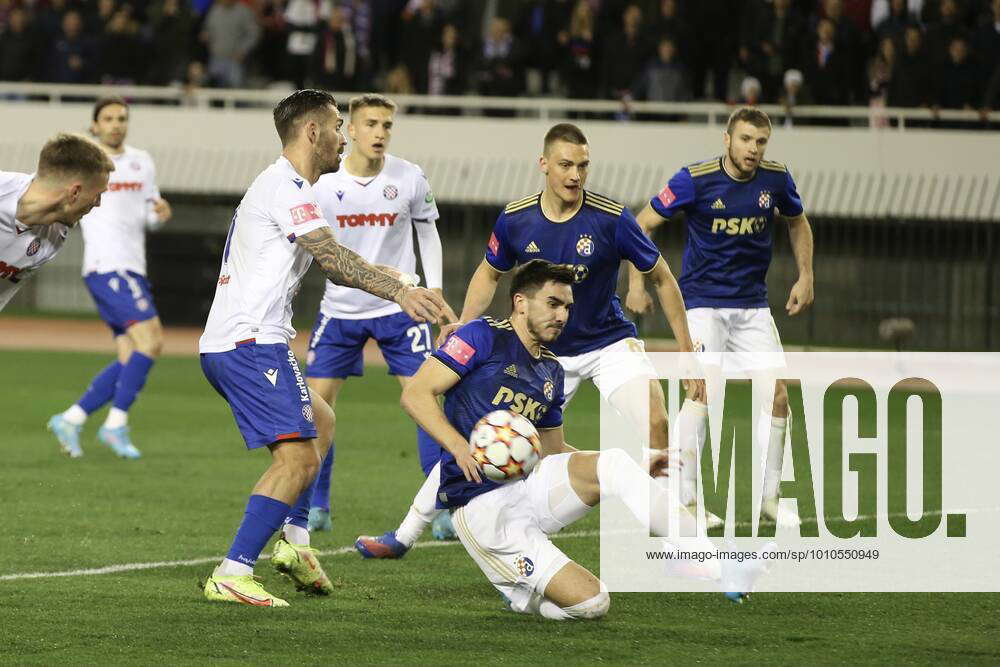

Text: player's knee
xmin=564 ymin=590 xmax=610 ymax=620
xmin=773 ymin=382 xmax=789 ymax=416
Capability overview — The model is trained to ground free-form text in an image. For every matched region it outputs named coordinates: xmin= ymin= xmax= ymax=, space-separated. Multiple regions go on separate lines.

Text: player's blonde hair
xmin=36 ymin=133 xmax=114 ymax=181
xmin=726 ymin=107 xmax=772 ymax=135
xmin=349 ymin=93 xmax=397 ymax=118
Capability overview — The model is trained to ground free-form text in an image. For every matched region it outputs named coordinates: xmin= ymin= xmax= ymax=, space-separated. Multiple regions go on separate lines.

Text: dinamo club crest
xmin=576 ymin=234 xmax=594 ymax=257
xmin=543 ymin=380 xmax=554 ymax=402
xmin=758 ymin=190 xmax=772 ymax=209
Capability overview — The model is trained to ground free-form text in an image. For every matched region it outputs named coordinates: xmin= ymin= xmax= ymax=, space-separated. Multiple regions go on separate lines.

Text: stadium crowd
xmin=0 ymin=0 xmax=999 ymax=111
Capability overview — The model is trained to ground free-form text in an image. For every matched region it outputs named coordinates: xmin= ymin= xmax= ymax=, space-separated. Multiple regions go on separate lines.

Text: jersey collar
xmin=720 ymin=156 xmax=756 ymax=183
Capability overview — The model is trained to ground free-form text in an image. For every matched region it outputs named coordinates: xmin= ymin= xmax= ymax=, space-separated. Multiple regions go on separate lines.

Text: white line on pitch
xmin=1 ymin=506 xmax=995 ymax=583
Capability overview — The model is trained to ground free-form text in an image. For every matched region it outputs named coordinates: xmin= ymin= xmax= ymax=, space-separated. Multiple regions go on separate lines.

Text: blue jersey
xmin=431 ymin=317 xmax=565 ymax=509
xmin=650 ymin=157 xmax=804 ymax=310
xmin=485 ymin=191 xmax=661 ymax=357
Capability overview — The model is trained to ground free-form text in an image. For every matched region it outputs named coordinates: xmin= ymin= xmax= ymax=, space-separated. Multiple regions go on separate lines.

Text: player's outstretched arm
xmin=435 ymin=259 xmax=503 ymax=346
xmin=784 ymin=213 xmax=814 ymax=316
xmin=646 ymin=256 xmax=706 ymax=403
xmin=625 ymin=204 xmax=668 ymax=315
xmin=296 ymin=227 xmax=447 ymax=323
xmin=400 ymin=358 xmax=482 ymax=483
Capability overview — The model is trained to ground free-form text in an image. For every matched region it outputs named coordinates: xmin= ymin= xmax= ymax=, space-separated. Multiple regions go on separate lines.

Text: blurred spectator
xmin=48 ymin=9 xmax=95 ymax=83
xmin=147 ymin=0 xmax=194 ymax=85
xmin=631 ymin=37 xmax=691 ymax=101
xmin=343 ymin=0 xmax=375 ymax=89
xmin=804 ymin=17 xmax=852 ymax=104
xmin=384 ymin=63 xmax=414 ymax=95
xmin=86 ymin=0 xmax=116 ymax=36
xmin=201 ymin=0 xmax=261 ymax=88
xmin=602 ymin=3 xmax=650 ymax=100
xmin=869 ymin=35 xmax=896 ymax=104
xmin=285 ymin=0 xmax=331 ymax=90
xmin=740 ymin=0 xmax=806 ymax=101
xmin=515 ymin=0 xmax=573 ymax=94
xmin=98 ymin=8 xmax=142 ymax=84
xmin=822 ymin=0 xmax=867 ymax=104
xmin=873 ymin=0 xmax=918 ymax=44
xmin=740 ymin=75 xmax=763 ymax=104
xmin=559 ymin=0 xmax=598 ymax=99
xmin=254 ymin=0 xmax=289 ymax=83
xmin=888 ymin=25 xmax=931 ymax=106
xmin=782 ymin=68 xmax=806 ymax=121
xmin=181 ymin=60 xmax=208 ymax=106
xmin=312 ymin=6 xmax=357 ymax=90
xmin=0 ymin=8 xmax=40 ymax=81
xmin=936 ymin=37 xmax=980 ymax=108
xmin=872 ymin=0 xmax=924 ymax=29
xmin=972 ymin=0 xmax=1000 ymax=85
xmin=36 ymin=0 xmax=71 ymax=43
xmin=925 ymin=0 xmax=969 ymax=66
xmin=400 ymin=0 xmax=444 ymax=94
xmin=646 ymin=0 xmax=691 ymax=59
xmin=689 ymin=0 xmax=739 ymax=101
xmin=428 ymin=23 xmax=468 ymax=96
xmin=475 ymin=16 xmax=524 ymax=97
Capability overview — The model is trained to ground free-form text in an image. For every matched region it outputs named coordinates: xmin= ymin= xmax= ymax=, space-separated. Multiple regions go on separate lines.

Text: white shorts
xmin=686 ymin=307 xmax=785 ymax=371
xmin=559 ymin=337 xmax=656 ymax=405
xmin=452 ymin=454 xmax=577 ymax=614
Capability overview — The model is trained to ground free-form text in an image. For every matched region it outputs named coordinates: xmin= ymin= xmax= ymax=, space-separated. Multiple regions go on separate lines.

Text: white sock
xmin=758 ymin=410 xmax=788 ymax=501
xmin=673 ymin=400 xmax=707 ymax=507
xmin=396 ymin=461 xmax=442 ymax=547
xmin=104 ymin=407 xmax=128 ymax=429
xmin=283 ymin=523 xmax=310 ymax=546
xmin=546 ymin=453 xmax=593 ymax=526
xmin=216 ymin=558 xmax=253 ymax=577
xmin=596 ymin=448 xmax=716 ymax=549
xmin=538 ymin=598 xmax=573 ymax=620
xmin=62 ymin=405 xmax=88 ymax=426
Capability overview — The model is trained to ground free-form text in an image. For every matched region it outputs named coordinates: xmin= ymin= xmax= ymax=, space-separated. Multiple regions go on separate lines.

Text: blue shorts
xmin=201 ymin=342 xmax=318 ymax=449
xmin=84 ymin=270 xmax=158 ymax=336
xmin=305 ymin=311 xmax=432 ymax=379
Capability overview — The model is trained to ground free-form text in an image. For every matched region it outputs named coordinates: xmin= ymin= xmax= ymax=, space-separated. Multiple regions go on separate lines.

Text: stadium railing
xmin=2 ymin=82 xmax=999 ymax=129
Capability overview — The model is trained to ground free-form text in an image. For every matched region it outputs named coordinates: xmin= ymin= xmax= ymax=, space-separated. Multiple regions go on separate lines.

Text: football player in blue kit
xmin=391 ymin=260 xmax=762 ymax=618
xmin=354 ymin=123 xmax=706 ymax=557
xmin=626 ymin=107 xmax=815 ymax=527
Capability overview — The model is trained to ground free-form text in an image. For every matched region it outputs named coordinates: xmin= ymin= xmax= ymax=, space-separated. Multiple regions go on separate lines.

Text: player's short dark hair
xmin=509 ymin=260 xmax=576 ymax=305
xmin=349 ymin=93 xmax=397 ymax=118
xmin=726 ymin=107 xmax=772 ymax=135
xmin=92 ymin=96 xmax=128 ymax=122
xmin=543 ymin=123 xmax=588 ymax=155
xmin=273 ymin=89 xmax=338 ymax=146
xmin=37 ymin=133 xmax=114 ymax=181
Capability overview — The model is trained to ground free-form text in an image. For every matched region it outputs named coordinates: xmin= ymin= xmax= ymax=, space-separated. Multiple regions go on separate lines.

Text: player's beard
xmin=315 ymin=132 xmax=343 ymax=176
xmin=728 ymin=145 xmax=755 ymax=178
xmin=527 ymin=316 xmax=563 ymax=344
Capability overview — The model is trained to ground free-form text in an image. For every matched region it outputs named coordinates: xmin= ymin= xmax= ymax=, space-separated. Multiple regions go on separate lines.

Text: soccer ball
xmin=469 ymin=410 xmax=542 ymax=483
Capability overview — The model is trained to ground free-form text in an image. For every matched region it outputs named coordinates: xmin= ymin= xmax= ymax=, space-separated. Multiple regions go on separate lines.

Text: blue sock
xmin=309 ymin=443 xmax=335 ymax=511
xmin=226 ymin=494 xmax=291 ymax=567
xmin=112 ymin=352 xmax=155 ymax=412
xmin=77 ymin=361 xmax=123 ymax=414
xmin=286 ymin=474 xmax=319 ymax=530
xmin=417 ymin=427 xmax=441 ymax=476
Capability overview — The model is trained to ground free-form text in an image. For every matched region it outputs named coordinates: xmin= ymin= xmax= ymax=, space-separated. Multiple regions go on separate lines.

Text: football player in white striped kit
xmin=303 ymin=94 xmax=458 ymax=535
xmin=48 ymin=98 xmax=173 ymax=460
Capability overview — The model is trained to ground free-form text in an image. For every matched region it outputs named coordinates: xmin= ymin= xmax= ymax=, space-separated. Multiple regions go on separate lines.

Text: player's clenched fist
xmin=398 ymin=286 xmax=450 ymax=324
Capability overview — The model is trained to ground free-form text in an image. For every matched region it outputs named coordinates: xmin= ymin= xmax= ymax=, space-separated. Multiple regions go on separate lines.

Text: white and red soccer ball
xmin=469 ymin=410 xmax=542 ymax=483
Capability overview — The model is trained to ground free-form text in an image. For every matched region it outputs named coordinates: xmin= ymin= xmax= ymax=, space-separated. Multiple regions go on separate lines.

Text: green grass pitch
xmin=1 ymin=349 xmax=998 ymax=664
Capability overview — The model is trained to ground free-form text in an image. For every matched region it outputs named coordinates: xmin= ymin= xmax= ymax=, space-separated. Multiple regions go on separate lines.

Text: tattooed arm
xmin=296 ymin=227 xmax=446 ymax=322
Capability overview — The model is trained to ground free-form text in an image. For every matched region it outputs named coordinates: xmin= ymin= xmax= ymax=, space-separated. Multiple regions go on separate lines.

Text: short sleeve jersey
xmin=484 ymin=191 xmax=660 ymax=357
xmin=314 ymin=154 xmax=439 ymax=319
xmin=650 ymin=157 xmax=804 ymax=309
xmin=79 ymin=145 xmax=161 ymax=276
xmin=0 ymin=171 xmax=69 ymax=311
xmin=431 ymin=317 xmax=565 ymax=509
xmin=199 ymin=157 xmax=330 ymax=353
